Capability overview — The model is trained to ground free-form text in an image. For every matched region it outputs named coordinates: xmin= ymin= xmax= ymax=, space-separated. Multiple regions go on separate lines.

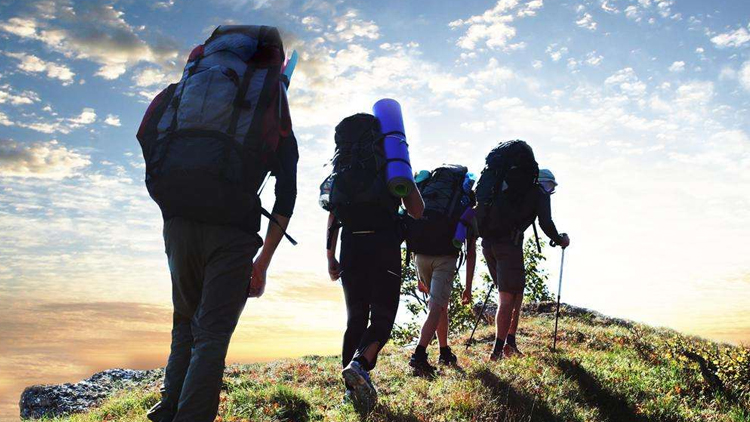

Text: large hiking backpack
xmin=136 ymin=25 xmax=291 ymax=235
xmin=406 ymin=164 xmax=472 ymax=256
xmin=320 ymin=113 xmax=400 ymax=231
xmin=475 ymin=140 xmax=539 ymax=240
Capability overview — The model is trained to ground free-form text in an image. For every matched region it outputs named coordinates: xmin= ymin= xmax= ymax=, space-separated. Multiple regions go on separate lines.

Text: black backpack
xmin=406 ymin=164 xmax=471 ymax=256
xmin=475 ymin=140 xmax=539 ymax=240
xmin=321 ymin=114 xmax=400 ymax=231
xmin=136 ymin=26 xmax=293 ymax=240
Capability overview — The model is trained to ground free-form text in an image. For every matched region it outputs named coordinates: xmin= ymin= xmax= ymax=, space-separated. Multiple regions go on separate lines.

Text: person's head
xmin=538 ymin=169 xmax=557 ymax=194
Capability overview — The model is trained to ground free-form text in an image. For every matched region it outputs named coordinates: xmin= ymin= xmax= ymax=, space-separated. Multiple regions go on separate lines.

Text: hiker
xmin=475 ymin=141 xmax=570 ymax=361
xmin=406 ymin=165 xmax=478 ymax=374
xmin=136 ymin=26 xmax=297 ymax=422
xmin=321 ymin=113 xmax=424 ymax=411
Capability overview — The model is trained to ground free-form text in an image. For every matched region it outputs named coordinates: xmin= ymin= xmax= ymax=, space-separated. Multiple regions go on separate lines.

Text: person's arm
xmin=248 ymin=134 xmax=298 ymax=297
xmin=327 ymin=212 xmax=342 ymax=281
xmin=537 ymin=189 xmax=569 ymax=248
xmin=402 ymin=186 xmax=424 ymax=219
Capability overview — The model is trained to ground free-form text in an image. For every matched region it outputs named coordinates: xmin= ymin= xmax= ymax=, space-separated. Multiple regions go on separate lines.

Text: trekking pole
xmin=552 ymin=246 xmax=566 ymax=352
xmin=465 ymin=282 xmax=495 ymax=350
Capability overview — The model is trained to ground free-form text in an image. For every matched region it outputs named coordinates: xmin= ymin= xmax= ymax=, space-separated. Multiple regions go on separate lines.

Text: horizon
xmin=1 ymin=0 xmax=749 ymax=420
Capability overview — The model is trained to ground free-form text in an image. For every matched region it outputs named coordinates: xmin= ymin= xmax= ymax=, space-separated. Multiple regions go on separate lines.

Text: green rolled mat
xmin=387 ymin=177 xmax=415 ymax=197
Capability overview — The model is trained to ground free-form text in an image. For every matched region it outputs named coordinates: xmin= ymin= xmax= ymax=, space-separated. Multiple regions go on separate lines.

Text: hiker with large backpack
xmin=475 ymin=141 xmax=570 ymax=361
xmin=320 ymin=110 xmax=424 ymax=411
xmin=406 ymin=165 xmax=478 ymax=374
xmin=136 ymin=25 xmax=298 ymax=422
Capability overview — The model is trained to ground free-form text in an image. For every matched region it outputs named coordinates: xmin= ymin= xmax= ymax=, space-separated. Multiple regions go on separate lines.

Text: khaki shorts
xmin=483 ymin=242 xmax=526 ymax=294
xmin=415 ymin=254 xmax=457 ymax=308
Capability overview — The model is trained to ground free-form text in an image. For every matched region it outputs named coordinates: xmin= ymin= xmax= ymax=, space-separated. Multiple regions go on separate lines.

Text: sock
xmin=506 ymin=334 xmax=516 ymax=347
xmin=492 ymin=338 xmax=505 ymax=355
xmin=415 ymin=345 xmax=427 ymax=357
xmin=354 ymin=355 xmax=371 ymax=370
xmin=439 ymin=346 xmax=452 ymax=355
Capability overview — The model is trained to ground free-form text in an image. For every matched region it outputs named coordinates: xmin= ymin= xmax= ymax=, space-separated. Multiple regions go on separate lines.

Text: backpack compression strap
xmin=260 ymin=207 xmax=298 ymax=246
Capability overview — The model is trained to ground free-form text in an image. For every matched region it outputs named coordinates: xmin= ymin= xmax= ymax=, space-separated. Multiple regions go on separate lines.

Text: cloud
xmin=449 ymin=0 xmax=542 ymax=50
xmin=0 ymin=112 xmax=13 ymax=126
xmin=585 ymin=51 xmax=603 ymax=66
xmin=0 ymin=2 xmax=180 ymax=80
xmin=0 ymin=139 xmax=90 ymax=179
xmin=5 ymin=52 xmax=75 ymax=84
xmin=601 ymin=0 xmax=619 ymax=14
xmin=740 ymin=61 xmax=750 ymax=91
xmin=711 ymin=24 xmax=750 ymax=48
xmin=460 ymin=120 xmax=497 ymax=132
xmin=104 ymin=114 xmax=121 ymax=127
xmin=546 ymin=44 xmax=568 ymax=61
xmin=327 ymin=10 xmax=379 ymax=42
xmin=132 ymin=67 xmax=172 ymax=87
xmin=0 ymin=85 xmax=40 ymax=105
xmin=68 ymin=108 xmax=97 ymax=127
xmin=669 ymin=61 xmax=685 ymax=72
xmin=576 ymin=13 xmax=597 ymax=31
xmin=605 ymin=67 xmax=647 ymax=96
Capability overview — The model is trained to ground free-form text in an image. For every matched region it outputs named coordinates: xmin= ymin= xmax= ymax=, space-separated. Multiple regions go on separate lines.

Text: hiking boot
xmin=438 ymin=346 xmax=458 ymax=366
xmin=503 ymin=343 xmax=524 ymax=358
xmin=489 ymin=339 xmax=504 ymax=362
xmin=342 ymin=361 xmax=377 ymax=412
xmin=146 ymin=400 xmax=174 ymax=422
xmin=409 ymin=352 xmax=437 ymax=375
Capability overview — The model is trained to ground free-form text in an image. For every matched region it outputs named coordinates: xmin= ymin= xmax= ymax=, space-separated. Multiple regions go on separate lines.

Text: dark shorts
xmin=483 ymin=241 xmax=526 ymax=294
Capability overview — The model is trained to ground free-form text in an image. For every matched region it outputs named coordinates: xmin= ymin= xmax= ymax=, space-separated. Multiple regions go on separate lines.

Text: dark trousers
xmin=160 ymin=218 xmax=260 ymax=422
xmin=340 ymin=229 xmax=402 ymax=370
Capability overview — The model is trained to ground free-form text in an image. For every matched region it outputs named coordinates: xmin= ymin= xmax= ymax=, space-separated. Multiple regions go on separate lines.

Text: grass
xmin=37 ymin=306 xmax=749 ymax=422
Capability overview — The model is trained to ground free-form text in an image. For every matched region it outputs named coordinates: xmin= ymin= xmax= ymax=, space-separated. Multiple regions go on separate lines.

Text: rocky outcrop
xmin=20 ymin=368 xmax=162 ymax=419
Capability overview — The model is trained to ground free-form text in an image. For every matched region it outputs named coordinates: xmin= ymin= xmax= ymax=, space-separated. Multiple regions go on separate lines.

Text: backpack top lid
xmin=420 ymin=164 xmax=470 ymax=218
xmin=476 ymin=140 xmax=538 ymax=205
xmin=203 ymin=25 xmax=284 ymax=66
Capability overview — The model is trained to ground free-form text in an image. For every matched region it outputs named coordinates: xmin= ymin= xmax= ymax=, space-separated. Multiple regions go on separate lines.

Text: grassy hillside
xmin=39 ymin=305 xmax=749 ymax=422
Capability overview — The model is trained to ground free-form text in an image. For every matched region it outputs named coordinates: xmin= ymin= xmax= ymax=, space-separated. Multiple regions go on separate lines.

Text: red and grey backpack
xmin=136 ymin=25 xmax=293 ymax=236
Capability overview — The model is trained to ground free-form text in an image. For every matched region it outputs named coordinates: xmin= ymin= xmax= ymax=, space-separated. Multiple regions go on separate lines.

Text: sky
xmin=1 ymin=0 xmax=749 ymax=419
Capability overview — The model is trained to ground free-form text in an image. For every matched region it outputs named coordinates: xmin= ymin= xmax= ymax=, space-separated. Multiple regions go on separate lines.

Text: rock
xmin=19 ymin=368 xmax=162 ymax=420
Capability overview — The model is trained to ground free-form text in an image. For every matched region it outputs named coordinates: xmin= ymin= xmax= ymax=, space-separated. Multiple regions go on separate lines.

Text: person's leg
xmin=493 ymin=292 xmax=516 ymax=357
xmin=429 ymin=255 xmax=456 ymax=350
xmin=172 ymin=224 xmax=259 ymax=422
xmin=504 ymin=290 xmax=525 ymax=355
xmin=492 ymin=242 xmax=526 ymax=360
xmin=342 ymin=275 xmax=369 ymax=368
xmin=352 ymin=238 xmax=401 ymax=370
xmin=436 ymin=307 xmax=449 ymax=348
xmin=508 ymin=292 xmax=524 ymax=336
xmin=414 ymin=255 xmax=441 ymax=351
xmin=340 ymin=231 xmax=370 ymax=368
xmin=150 ymin=218 xmax=203 ymax=422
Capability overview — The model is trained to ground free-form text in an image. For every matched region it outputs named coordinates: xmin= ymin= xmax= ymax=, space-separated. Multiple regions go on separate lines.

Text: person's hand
xmin=248 ymin=257 xmax=268 ymax=298
xmin=328 ymin=257 xmax=341 ymax=281
xmin=461 ymin=287 xmax=472 ymax=305
xmin=417 ymin=280 xmax=429 ymax=294
xmin=560 ymin=233 xmax=571 ymax=249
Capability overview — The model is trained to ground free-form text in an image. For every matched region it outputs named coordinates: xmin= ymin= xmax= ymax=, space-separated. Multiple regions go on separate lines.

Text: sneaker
xmin=342 ymin=388 xmax=353 ymax=405
xmin=489 ymin=351 xmax=503 ymax=362
xmin=342 ymin=361 xmax=377 ymax=412
xmin=409 ymin=352 xmax=437 ymax=375
xmin=438 ymin=347 xmax=458 ymax=366
xmin=503 ymin=344 xmax=524 ymax=358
